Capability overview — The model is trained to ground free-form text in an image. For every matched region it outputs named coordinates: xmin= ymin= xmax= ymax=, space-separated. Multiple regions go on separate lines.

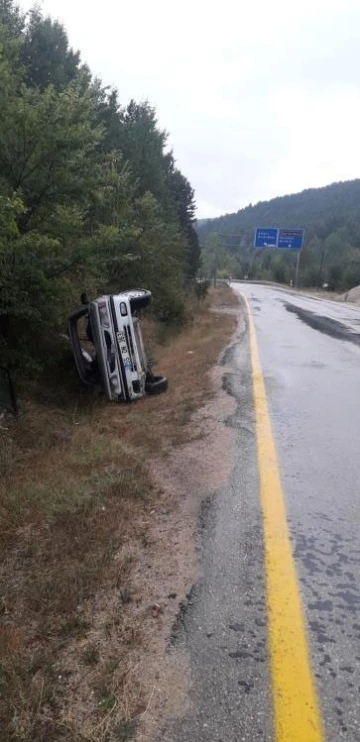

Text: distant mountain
xmin=197 ymin=180 xmax=360 ymax=241
xmin=197 ymin=180 xmax=360 ymax=290
xmin=195 ymin=218 xmax=210 ymax=228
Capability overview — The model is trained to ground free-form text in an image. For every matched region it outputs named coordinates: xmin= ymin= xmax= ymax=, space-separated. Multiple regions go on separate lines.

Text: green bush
xmin=153 ymin=283 xmax=187 ymax=325
xmin=342 ymin=264 xmax=360 ymax=291
xmin=327 ymin=265 xmax=343 ymax=291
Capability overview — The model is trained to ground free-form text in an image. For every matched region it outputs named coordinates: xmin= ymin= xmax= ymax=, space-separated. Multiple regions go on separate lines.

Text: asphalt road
xmin=161 ymin=284 xmax=360 ymax=742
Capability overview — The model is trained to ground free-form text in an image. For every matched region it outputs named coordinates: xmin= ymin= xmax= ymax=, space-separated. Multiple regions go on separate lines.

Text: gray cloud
xmin=20 ymin=0 xmax=360 ymax=216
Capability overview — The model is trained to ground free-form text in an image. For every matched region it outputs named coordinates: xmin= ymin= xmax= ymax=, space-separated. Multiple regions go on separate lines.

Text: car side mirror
xmin=80 ymin=292 xmax=89 ymax=305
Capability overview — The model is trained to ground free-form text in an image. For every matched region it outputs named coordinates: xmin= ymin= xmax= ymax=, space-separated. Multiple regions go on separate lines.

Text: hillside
xmin=197 ymin=180 xmax=360 ymax=289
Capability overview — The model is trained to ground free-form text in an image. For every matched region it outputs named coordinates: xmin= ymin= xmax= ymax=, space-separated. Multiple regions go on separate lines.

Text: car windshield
xmin=78 ymin=316 xmax=96 ymax=360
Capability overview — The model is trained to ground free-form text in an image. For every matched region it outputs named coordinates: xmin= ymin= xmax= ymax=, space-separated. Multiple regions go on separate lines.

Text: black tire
xmin=121 ymin=289 xmax=152 ymax=311
xmin=145 ymin=374 xmax=168 ymax=395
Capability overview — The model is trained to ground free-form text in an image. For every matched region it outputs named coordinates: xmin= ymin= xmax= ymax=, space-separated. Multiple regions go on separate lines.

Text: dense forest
xmin=198 ymin=180 xmax=360 ymax=290
xmin=0 ymin=0 xmax=199 ymax=376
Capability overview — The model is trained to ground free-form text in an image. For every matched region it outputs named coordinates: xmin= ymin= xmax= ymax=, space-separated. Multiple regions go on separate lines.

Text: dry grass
xmin=0 ymin=285 xmax=238 ymax=742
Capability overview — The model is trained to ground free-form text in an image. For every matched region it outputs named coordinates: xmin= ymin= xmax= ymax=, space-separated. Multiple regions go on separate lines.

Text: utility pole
xmin=318 ymin=247 xmax=325 ymax=287
xmin=213 ymin=249 xmax=218 ymax=287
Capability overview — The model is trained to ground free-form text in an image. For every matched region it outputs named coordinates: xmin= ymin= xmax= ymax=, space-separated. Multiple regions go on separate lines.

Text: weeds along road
xmin=161 ymin=283 xmax=360 ymax=742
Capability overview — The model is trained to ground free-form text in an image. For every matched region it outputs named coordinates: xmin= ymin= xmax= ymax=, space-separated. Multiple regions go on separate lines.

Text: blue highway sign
xmin=277 ymin=229 xmax=304 ymax=250
xmin=254 ymin=228 xmax=279 ymax=248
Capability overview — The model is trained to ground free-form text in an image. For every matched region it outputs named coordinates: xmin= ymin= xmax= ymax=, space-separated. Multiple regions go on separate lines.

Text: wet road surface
xmin=161 ymin=284 xmax=360 ymax=742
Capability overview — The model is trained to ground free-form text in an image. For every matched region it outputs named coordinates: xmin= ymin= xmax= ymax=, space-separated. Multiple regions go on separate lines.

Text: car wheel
xmin=121 ymin=289 xmax=152 ymax=310
xmin=145 ymin=374 xmax=168 ymax=395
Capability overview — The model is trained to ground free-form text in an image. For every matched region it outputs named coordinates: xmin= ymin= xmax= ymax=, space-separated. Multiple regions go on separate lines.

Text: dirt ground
xmin=0 ymin=286 xmax=240 ymax=742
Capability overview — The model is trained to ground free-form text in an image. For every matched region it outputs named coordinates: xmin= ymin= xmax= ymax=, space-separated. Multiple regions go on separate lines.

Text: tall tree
xmin=113 ymin=100 xmax=169 ymax=203
xmin=21 ymin=7 xmax=89 ymax=90
xmin=0 ymin=0 xmax=24 ymax=37
xmin=169 ymin=168 xmax=200 ymax=276
xmin=0 ymin=21 xmax=102 ymax=368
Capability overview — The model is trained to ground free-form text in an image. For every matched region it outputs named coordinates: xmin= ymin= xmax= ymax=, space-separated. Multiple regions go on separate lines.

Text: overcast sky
xmin=19 ymin=0 xmax=360 ymax=217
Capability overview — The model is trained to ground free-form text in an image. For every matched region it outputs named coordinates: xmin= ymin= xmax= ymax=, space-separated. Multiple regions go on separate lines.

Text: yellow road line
xmin=244 ymin=296 xmax=324 ymax=742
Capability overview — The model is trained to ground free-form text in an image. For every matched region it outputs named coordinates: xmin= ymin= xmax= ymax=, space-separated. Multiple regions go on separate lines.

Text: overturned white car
xmin=68 ymin=289 xmax=168 ymax=402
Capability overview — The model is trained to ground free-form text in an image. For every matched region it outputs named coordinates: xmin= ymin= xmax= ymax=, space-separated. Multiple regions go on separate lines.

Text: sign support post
xmin=295 ymin=251 xmax=301 ymax=288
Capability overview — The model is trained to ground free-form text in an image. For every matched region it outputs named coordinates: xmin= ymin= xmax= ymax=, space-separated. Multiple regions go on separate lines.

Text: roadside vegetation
xmin=198 ymin=179 xmax=360 ymax=291
xmin=0 ymin=0 xmax=199 ymax=378
xmin=0 ymin=285 xmax=238 ymax=742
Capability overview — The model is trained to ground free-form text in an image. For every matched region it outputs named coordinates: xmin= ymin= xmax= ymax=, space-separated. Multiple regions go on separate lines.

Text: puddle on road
xmin=284 ymin=302 xmax=360 ymax=346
